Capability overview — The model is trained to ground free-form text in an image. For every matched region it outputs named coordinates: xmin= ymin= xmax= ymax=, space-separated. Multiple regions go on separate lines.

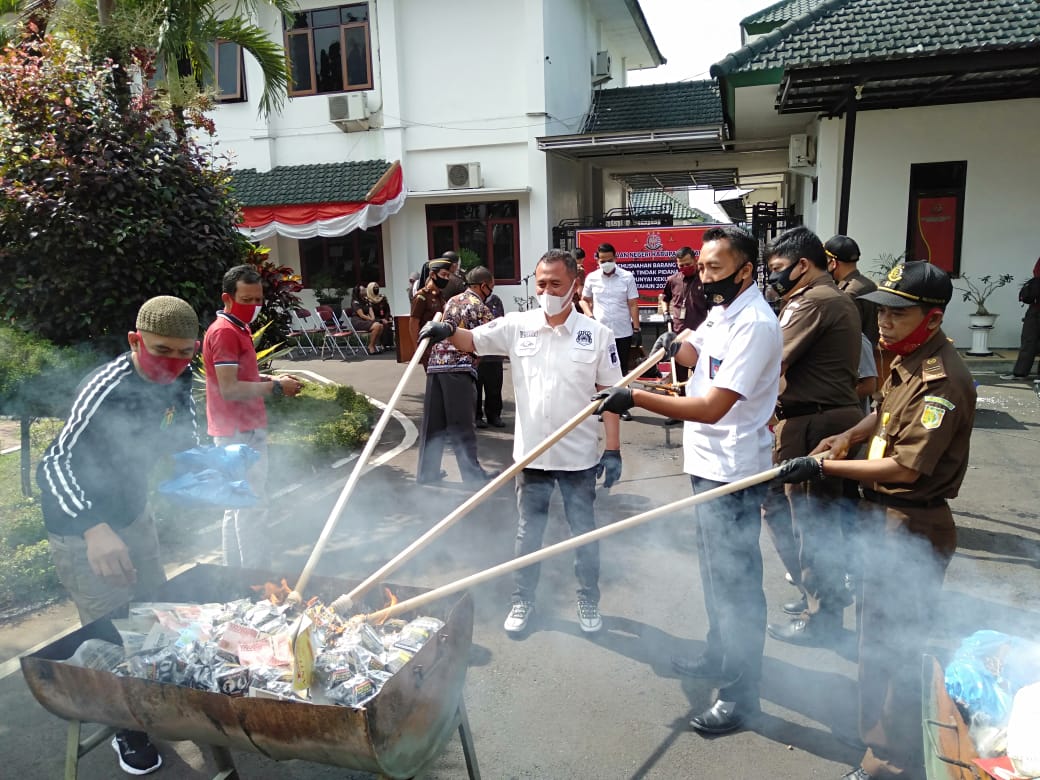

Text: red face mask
xmin=881 ymin=308 xmax=942 ymax=356
xmin=228 ymin=301 xmax=261 ymax=324
xmin=130 ymin=332 xmax=197 ymax=384
xmin=679 ymin=265 xmax=699 ymax=277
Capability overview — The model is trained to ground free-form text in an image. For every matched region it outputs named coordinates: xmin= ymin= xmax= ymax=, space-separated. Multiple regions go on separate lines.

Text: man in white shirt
xmin=583 ymin=243 xmax=641 ymax=417
xmin=420 ymin=249 xmax=623 ymax=635
xmin=594 ymin=225 xmax=782 ymax=735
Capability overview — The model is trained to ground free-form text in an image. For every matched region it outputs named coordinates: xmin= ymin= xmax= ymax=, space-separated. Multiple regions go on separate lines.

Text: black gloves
xmin=777 ymin=456 xmax=825 ymax=483
xmin=652 ymin=331 xmax=682 ymax=360
xmin=592 ymin=387 xmax=634 ymax=415
xmin=418 ymin=321 xmax=456 ymax=344
xmin=596 ymin=449 xmax=622 ymax=488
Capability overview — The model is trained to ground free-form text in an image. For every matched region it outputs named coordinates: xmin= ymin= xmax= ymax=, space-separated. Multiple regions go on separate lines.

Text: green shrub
xmin=266 ymin=382 xmax=375 ymax=455
xmin=0 ymin=538 xmax=62 ymax=610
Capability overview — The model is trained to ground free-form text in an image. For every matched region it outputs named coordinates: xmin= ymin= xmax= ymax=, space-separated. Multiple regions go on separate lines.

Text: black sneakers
xmin=111 ymin=730 xmax=162 ymax=776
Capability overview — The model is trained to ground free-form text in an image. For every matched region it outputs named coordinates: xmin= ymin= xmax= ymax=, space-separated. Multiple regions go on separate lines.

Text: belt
xmin=862 ymin=488 xmax=947 ymax=510
xmin=774 ymin=402 xmax=856 ymax=420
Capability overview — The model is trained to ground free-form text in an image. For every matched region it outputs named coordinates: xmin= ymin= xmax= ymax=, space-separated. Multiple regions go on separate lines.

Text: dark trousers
xmin=774 ymin=406 xmax=864 ymax=627
xmin=858 ymin=503 xmax=956 ymax=779
xmin=761 ymin=481 xmax=802 ymax=587
xmin=417 ymin=372 xmax=485 ymax=483
xmin=614 ymin=336 xmax=632 ymax=373
xmin=512 ymin=467 xmax=599 ymax=604
xmin=690 ymin=476 xmax=767 ymax=709
xmin=1012 ymin=307 xmax=1040 ymax=376
xmin=475 ymin=360 xmax=503 ymax=422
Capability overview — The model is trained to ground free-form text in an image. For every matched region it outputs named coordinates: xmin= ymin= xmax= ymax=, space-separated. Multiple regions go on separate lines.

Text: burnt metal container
xmin=21 ymin=564 xmax=475 ymax=779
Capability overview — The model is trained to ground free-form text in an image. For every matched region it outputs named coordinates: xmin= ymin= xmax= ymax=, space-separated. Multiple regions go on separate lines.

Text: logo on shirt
xmin=575 ymin=329 xmax=593 ymax=347
xmin=709 ymin=356 xmax=723 ymax=379
xmin=920 ymin=403 xmax=946 ymax=430
xmin=609 ymin=343 xmax=618 ymax=365
xmin=519 ymin=328 xmax=538 ymax=339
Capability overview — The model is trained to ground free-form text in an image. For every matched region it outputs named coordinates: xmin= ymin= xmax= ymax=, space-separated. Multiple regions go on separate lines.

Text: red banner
xmin=576 ymin=226 xmax=718 ymax=300
xmin=911 ymin=195 xmax=958 ymax=273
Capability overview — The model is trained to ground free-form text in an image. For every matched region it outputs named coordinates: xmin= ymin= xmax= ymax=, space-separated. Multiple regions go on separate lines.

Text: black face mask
xmin=702 ymin=263 xmax=749 ymax=307
xmin=768 ymin=261 xmax=803 ymax=296
xmin=432 ymin=276 xmax=450 ymax=290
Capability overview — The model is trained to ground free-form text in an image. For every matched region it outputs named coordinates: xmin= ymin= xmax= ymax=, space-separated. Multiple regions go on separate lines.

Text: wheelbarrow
xmin=20 ymin=563 xmax=479 ymax=780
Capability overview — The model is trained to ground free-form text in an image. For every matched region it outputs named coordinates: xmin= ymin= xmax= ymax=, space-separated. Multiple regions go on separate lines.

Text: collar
xmin=716 ymin=282 xmax=761 ymax=321
xmin=535 ymin=305 xmax=580 ymax=334
xmin=787 ymin=270 xmax=836 ymax=301
xmin=891 ymin=329 xmax=946 ymax=381
xmin=216 ymin=310 xmax=250 ymax=332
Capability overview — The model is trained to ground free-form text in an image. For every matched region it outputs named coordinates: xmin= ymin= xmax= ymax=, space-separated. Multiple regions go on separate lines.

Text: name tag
xmin=867 ymin=435 xmax=887 ymax=460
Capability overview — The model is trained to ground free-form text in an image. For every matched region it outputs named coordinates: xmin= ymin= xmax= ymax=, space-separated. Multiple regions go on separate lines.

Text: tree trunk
xmin=20 ymin=414 xmax=32 ymax=497
xmin=97 ymin=0 xmax=115 ymax=27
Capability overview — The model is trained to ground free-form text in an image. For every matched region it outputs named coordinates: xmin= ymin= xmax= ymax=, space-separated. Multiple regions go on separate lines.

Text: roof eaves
xmin=623 ymin=0 xmax=666 ymax=66
xmin=712 ymin=0 xmax=851 ymax=78
xmin=739 ymin=0 xmax=798 ymax=29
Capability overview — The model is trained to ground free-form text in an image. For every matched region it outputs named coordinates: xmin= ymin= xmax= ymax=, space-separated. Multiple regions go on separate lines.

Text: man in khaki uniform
xmin=777 ymin=260 xmax=975 ymax=780
xmin=827 ymin=235 xmax=879 ymax=346
xmin=763 ymin=227 xmax=862 ymax=645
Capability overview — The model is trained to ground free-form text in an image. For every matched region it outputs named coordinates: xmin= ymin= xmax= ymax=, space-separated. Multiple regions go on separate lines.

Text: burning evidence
xmin=60 ymin=587 xmax=444 ymax=710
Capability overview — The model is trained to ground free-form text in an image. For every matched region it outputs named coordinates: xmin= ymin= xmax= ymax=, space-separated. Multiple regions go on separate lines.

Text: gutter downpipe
xmin=838 ymin=88 xmax=856 ymax=235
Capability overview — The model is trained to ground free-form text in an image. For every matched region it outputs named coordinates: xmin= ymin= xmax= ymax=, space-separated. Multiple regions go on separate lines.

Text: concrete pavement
xmin=1 ymin=349 xmax=1038 ymax=778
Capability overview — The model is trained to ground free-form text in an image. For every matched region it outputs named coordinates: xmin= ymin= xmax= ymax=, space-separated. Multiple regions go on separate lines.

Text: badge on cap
xmin=886 ymin=264 xmax=904 ymax=284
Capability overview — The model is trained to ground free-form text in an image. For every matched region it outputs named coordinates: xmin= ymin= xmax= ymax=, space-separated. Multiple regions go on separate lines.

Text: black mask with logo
xmin=702 ymin=263 xmax=749 ymax=307
xmin=432 ymin=276 xmax=450 ymax=290
xmin=768 ymin=260 xmax=803 ymax=296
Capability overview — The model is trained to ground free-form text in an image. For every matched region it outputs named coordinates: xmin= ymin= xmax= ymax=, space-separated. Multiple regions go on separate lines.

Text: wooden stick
xmin=362 ymin=464 xmax=783 ymax=622
xmin=288 ymin=313 xmax=442 ymax=604
xmin=330 ymin=335 xmax=685 ymax=613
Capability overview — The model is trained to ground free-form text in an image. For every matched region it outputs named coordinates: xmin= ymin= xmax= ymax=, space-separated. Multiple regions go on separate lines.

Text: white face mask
xmin=537 ymin=281 xmax=575 ymax=317
xmin=599 ymin=260 xmax=616 ymax=274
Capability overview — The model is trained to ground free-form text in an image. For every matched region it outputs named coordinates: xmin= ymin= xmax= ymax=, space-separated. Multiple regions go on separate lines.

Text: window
xmin=286 ymin=3 xmax=372 ymax=96
xmin=299 ymin=227 xmax=384 ymax=291
xmin=202 ymin=40 xmax=246 ymax=103
xmin=905 ymin=161 xmax=966 ymax=276
xmin=426 ymin=201 xmax=521 ymax=284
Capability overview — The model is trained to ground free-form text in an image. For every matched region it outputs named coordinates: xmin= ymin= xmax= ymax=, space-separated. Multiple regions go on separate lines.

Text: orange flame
xmin=373 ymin=587 xmax=398 ymax=625
xmin=250 ymin=578 xmax=292 ymax=605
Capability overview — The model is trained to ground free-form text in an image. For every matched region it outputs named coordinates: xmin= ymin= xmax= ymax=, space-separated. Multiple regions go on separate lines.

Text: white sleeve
xmin=626 ymin=273 xmax=639 ymax=301
xmin=471 ymin=314 xmax=516 ymax=356
xmin=596 ymin=330 xmax=624 ymax=386
xmin=710 ymin=318 xmax=781 ymax=399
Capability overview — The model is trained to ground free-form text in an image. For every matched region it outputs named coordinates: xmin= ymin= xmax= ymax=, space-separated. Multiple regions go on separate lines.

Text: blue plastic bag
xmin=945 ymin=630 xmax=1040 ymax=729
xmin=157 ymin=469 xmax=258 ymax=508
xmin=171 ymin=444 xmax=259 ymax=480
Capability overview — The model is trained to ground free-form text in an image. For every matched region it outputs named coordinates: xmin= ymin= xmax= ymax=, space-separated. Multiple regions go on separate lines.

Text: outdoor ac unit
xmin=446 ymin=162 xmax=481 ymax=190
xmin=328 ymin=93 xmax=369 ymax=132
xmin=592 ymin=50 xmax=611 ymax=85
xmin=789 ymin=133 xmax=815 ymax=168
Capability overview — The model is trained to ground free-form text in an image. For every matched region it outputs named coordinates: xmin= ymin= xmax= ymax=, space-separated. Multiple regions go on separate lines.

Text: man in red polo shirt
xmin=204 ymin=265 xmax=301 ymax=568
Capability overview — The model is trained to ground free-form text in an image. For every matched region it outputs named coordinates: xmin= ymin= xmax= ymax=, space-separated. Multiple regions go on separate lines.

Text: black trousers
xmin=417 ymin=372 xmax=485 ymax=483
xmin=475 ymin=360 xmax=503 ymax=422
xmin=1012 ymin=307 xmax=1040 ymax=377
xmin=614 ymin=336 xmax=632 ymax=373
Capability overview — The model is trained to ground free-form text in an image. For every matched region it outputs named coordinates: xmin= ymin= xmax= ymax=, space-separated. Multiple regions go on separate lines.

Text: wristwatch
xmin=271 ymin=379 xmax=284 ymax=397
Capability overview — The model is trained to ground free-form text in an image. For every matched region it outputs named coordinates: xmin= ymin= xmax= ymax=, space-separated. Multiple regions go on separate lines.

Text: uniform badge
xmin=920 ymin=403 xmax=946 ymax=430
xmin=609 ymin=344 xmax=618 ymax=365
xmin=575 ymin=329 xmax=593 ymax=347
xmin=886 ymin=264 xmax=904 ymax=284
xmin=709 ymin=356 xmax=722 ymax=379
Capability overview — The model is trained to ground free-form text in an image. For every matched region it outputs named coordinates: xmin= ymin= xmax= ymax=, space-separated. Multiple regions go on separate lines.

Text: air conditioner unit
xmin=328 ymin=93 xmax=369 ymax=132
xmin=789 ymin=133 xmax=815 ymax=168
xmin=446 ymin=162 xmax=481 ymax=190
xmin=592 ymin=50 xmax=611 ymax=85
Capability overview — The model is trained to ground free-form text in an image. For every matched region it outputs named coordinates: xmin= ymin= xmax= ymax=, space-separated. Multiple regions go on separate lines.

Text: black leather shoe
xmin=620 ymin=411 xmax=633 ymax=421
xmin=841 ymin=769 xmax=874 ymax=780
xmin=475 ymin=418 xmax=488 ymax=429
xmin=671 ymin=655 xmax=722 ymax=678
xmin=767 ymin=618 xmax=840 ymax=646
xmin=783 ymin=596 xmax=807 ymax=615
xmin=664 ymin=418 xmax=682 ymax=426
xmin=689 ymin=703 xmax=743 ymax=735
xmin=489 ymin=417 xmax=506 ymax=428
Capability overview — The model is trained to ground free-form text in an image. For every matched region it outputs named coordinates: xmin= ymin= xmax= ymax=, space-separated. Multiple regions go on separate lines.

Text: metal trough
xmin=21 ymin=564 xmax=477 ymax=779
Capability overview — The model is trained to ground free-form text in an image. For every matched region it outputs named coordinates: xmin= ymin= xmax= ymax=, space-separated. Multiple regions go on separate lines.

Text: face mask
xmin=701 ymin=263 xmax=749 ymax=307
xmin=768 ymin=261 xmax=803 ymax=297
xmin=130 ymin=332 xmax=196 ymax=384
xmin=432 ymin=276 xmax=450 ymax=290
xmin=228 ymin=300 xmax=261 ymax=324
xmin=599 ymin=260 xmax=616 ymax=274
xmin=679 ymin=265 xmax=699 ymax=277
xmin=537 ymin=281 xmax=575 ymax=317
xmin=881 ymin=308 xmax=942 ymax=355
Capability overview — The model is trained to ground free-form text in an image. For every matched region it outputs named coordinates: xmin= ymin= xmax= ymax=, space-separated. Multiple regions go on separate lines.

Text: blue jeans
xmin=690 ymin=476 xmax=767 ymax=709
xmin=512 ymin=467 xmax=599 ymax=604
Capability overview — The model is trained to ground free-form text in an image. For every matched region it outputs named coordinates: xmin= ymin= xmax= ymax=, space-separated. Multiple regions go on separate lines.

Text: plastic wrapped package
xmin=1007 ymin=682 xmax=1040 ymax=777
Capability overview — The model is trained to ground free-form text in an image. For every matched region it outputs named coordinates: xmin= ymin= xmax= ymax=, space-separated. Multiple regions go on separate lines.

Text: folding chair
xmin=316 ymin=305 xmax=368 ymax=360
xmin=286 ymin=308 xmax=323 ymax=358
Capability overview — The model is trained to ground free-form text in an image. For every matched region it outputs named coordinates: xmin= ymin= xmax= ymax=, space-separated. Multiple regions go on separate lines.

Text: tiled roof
xmin=229 ymin=160 xmax=393 ymax=206
xmin=714 ymin=0 xmax=1040 ymax=76
xmin=629 ymin=190 xmax=712 ymax=223
xmin=741 ymin=0 xmax=829 ymax=29
xmin=581 ymin=81 xmax=723 ymax=134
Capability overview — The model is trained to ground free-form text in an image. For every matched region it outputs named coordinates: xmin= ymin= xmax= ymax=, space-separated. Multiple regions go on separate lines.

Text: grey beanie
xmin=136 ymin=296 xmax=200 ymax=339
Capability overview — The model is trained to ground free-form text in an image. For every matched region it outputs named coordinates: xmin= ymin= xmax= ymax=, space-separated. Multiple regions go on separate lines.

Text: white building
xmin=207 ymin=0 xmax=663 ymax=317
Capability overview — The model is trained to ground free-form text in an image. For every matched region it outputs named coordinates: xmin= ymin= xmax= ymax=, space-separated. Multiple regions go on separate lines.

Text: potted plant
xmin=953 ymin=273 xmax=1014 ymax=356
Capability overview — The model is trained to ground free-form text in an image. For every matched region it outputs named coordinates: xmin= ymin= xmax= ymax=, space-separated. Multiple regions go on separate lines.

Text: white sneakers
xmin=577 ymin=600 xmax=603 ymax=633
xmin=504 ymin=601 xmax=534 ymax=633
xmin=503 ymin=600 xmax=604 ymax=633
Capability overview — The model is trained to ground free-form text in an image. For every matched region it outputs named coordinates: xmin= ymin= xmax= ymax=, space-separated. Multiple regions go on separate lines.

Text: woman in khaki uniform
xmin=777 ymin=261 xmax=976 ymax=780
